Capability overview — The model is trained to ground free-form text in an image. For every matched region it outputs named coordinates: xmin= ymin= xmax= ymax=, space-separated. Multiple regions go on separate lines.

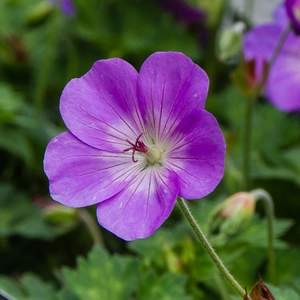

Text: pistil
xmin=123 ymin=134 xmax=162 ymax=165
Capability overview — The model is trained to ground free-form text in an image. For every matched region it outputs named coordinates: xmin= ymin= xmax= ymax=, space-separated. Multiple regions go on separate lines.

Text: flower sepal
xmin=248 ymin=277 xmax=275 ymax=300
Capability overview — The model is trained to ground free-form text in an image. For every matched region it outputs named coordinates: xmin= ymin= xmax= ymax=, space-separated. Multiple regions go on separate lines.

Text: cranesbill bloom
xmin=44 ymin=52 xmax=225 ymax=241
xmin=47 ymin=0 xmax=76 ymax=17
xmin=285 ymin=0 xmax=300 ymax=33
xmin=243 ymin=5 xmax=300 ymax=112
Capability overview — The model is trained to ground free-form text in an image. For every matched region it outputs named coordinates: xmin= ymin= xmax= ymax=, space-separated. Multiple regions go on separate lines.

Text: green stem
xmin=242 ymin=25 xmax=291 ymax=190
xmin=78 ymin=209 xmax=105 ymax=248
xmin=242 ymin=95 xmax=255 ymax=190
xmin=250 ymin=189 xmax=275 ymax=283
xmin=177 ymin=197 xmax=250 ymax=299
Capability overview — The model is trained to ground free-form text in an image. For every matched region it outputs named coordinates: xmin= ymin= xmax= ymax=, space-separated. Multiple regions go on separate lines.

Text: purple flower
xmin=243 ymin=6 xmax=300 ymax=112
xmin=285 ymin=0 xmax=300 ymax=33
xmin=160 ymin=0 xmax=205 ymax=26
xmin=273 ymin=3 xmax=290 ymax=27
xmin=48 ymin=0 xmax=76 ymax=17
xmin=44 ymin=52 xmax=225 ymax=241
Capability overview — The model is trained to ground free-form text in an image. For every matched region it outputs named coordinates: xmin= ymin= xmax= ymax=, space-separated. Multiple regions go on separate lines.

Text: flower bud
xmin=217 ymin=21 xmax=246 ymax=62
xmin=34 ymin=198 xmax=78 ymax=223
xmin=44 ymin=203 xmax=78 ymax=223
xmin=249 ymin=277 xmax=275 ymax=300
xmin=231 ymin=54 xmax=270 ymax=97
xmin=209 ymin=192 xmax=256 ymax=238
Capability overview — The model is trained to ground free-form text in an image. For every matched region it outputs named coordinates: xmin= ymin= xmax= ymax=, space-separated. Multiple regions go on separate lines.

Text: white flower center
xmin=123 ymin=134 xmax=164 ymax=167
xmin=144 ymin=145 xmax=162 ymax=165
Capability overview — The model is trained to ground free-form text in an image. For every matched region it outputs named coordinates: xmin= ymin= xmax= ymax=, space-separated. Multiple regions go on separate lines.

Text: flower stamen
xmin=123 ymin=133 xmax=148 ymax=162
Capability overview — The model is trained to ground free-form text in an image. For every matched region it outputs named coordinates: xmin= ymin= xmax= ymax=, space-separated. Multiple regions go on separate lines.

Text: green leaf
xmin=128 ymin=228 xmax=181 ymax=267
xmin=275 ymin=249 xmax=300 ymax=284
xmin=137 ymin=271 xmax=191 ymax=300
xmin=0 ymin=83 xmax=23 ymax=117
xmin=0 ymin=273 xmax=56 ymax=300
xmin=262 ymin=283 xmax=300 ymax=300
xmin=74 ymin=0 xmax=200 ymax=60
xmin=21 ymin=274 xmax=57 ymax=300
xmin=62 ymin=247 xmax=140 ymax=300
xmin=0 ymin=276 xmax=24 ymax=300
xmin=55 ymin=288 xmax=78 ymax=300
xmin=227 ymin=215 xmax=293 ymax=249
xmin=0 ymin=183 xmax=75 ymax=239
xmin=211 ymin=86 xmax=300 ymax=188
xmin=0 ymin=127 xmax=33 ymax=163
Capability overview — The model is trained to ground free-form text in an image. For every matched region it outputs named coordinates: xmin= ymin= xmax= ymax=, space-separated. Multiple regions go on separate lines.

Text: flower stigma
xmin=123 ymin=133 xmax=163 ymax=166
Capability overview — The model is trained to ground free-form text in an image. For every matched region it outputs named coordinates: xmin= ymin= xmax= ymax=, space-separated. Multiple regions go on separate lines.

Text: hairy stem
xmin=177 ymin=197 xmax=250 ymax=299
xmin=243 ymin=95 xmax=255 ymax=190
xmin=250 ymin=189 xmax=275 ymax=283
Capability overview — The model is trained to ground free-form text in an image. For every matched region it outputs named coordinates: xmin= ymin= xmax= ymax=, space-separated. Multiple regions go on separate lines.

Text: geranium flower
xmin=285 ymin=0 xmax=300 ymax=33
xmin=243 ymin=5 xmax=300 ymax=112
xmin=48 ymin=0 xmax=76 ymax=17
xmin=44 ymin=52 xmax=225 ymax=241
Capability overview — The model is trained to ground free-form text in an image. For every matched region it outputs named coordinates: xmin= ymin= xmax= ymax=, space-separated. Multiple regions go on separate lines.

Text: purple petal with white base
xmin=97 ymin=168 xmax=179 ymax=241
xmin=44 ymin=132 xmax=138 ymax=207
xmin=137 ymin=52 xmax=209 ymax=143
xmin=44 ymin=51 xmax=226 ymax=240
xmin=167 ymin=109 xmax=225 ymax=199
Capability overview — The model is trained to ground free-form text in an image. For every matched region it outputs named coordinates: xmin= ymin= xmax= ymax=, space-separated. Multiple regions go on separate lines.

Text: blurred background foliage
xmin=0 ymin=0 xmax=300 ymax=299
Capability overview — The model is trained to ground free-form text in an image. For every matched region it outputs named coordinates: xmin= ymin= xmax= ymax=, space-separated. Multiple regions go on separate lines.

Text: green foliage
xmin=0 ymin=247 xmax=191 ymax=299
xmin=136 ymin=271 xmax=191 ymax=300
xmin=129 ymin=199 xmax=296 ymax=296
xmin=1 ymin=0 xmax=300 ymax=299
xmin=62 ymin=247 xmax=140 ymax=300
xmin=0 ymin=183 xmax=76 ymax=239
xmin=74 ymin=0 xmax=201 ymax=59
xmin=0 ymin=273 xmax=56 ymax=300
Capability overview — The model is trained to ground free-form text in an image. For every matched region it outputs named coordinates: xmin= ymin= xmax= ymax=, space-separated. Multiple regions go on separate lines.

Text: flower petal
xmin=273 ymin=3 xmax=289 ymax=27
xmin=166 ymin=109 xmax=225 ymax=199
xmin=60 ymin=58 xmax=143 ymax=152
xmin=96 ymin=168 xmax=179 ymax=241
xmin=243 ymin=24 xmax=285 ymax=80
xmin=266 ymin=54 xmax=300 ymax=111
xmin=137 ymin=51 xmax=209 ymax=143
xmin=244 ymin=23 xmax=300 ymax=112
xmin=44 ymin=131 xmax=139 ymax=207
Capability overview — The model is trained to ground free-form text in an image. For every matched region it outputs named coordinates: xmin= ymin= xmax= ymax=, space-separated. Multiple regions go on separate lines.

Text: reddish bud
xmin=249 ymin=277 xmax=275 ymax=300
